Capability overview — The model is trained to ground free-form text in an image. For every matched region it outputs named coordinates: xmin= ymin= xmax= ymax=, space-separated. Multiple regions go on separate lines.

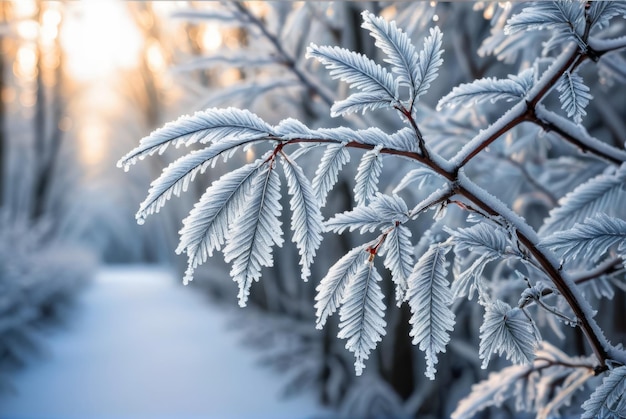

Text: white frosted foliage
xmin=337 ymin=261 xmax=386 ymax=376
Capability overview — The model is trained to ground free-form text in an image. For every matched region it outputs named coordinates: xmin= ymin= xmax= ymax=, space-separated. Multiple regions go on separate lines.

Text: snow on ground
xmin=0 ymin=266 xmax=329 ymax=419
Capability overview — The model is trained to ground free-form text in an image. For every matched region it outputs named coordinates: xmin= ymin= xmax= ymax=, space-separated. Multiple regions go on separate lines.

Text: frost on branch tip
xmin=117 ymin=107 xmax=274 ymax=171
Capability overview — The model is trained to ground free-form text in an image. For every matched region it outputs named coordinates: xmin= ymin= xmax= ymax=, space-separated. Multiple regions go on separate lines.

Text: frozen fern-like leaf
xmin=177 ymin=160 xmax=262 ymax=285
xmin=505 ymin=1 xmax=584 ymax=44
xmin=382 ymin=224 xmax=414 ymax=305
xmin=452 ymin=364 xmax=533 ymax=419
xmin=556 ymin=70 xmax=592 ymax=124
xmin=118 ymin=108 xmax=273 ymax=170
xmin=136 ymin=137 xmax=260 ymax=223
xmin=224 ymin=163 xmax=284 ymax=307
xmin=280 ymin=156 xmax=324 ymax=282
xmin=437 ymin=69 xmax=534 ymax=110
xmin=393 ymin=167 xmax=437 ymax=193
xmin=312 ymin=142 xmax=350 ymax=206
xmin=479 ymin=300 xmax=537 ymax=369
xmin=449 ymin=223 xmax=519 ymax=260
xmin=539 ymin=164 xmax=626 ymax=236
xmin=361 ymin=11 xmax=418 ymax=92
xmin=541 ymin=213 xmax=626 ymax=264
xmin=354 ymin=145 xmax=383 ymax=206
xmin=325 ymin=193 xmax=409 ymax=234
xmin=338 ymin=261 xmax=386 ymax=376
xmin=414 ymin=27 xmax=444 ymax=102
xmin=581 ymin=366 xmax=626 ymax=418
xmin=588 ymin=1 xmax=626 ymax=29
xmin=407 ymin=243 xmax=455 ymax=379
xmin=306 ymin=44 xmax=397 ymax=100
xmin=315 ymin=245 xmax=368 ymax=329
xmin=331 ymin=92 xmax=394 ymax=117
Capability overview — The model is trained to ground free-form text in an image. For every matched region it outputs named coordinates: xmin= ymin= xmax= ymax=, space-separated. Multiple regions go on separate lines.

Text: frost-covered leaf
xmin=306 ymin=44 xmax=397 ymax=99
xmin=479 ymin=300 xmax=537 ymax=369
xmin=452 ymin=364 xmax=533 ymax=419
xmin=315 ymin=246 xmax=368 ymax=329
xmin=539 ymin=165 xmax=626 ymax=236
xmin=338 ymin=261 xmax=386 ymax=376
xmin=556 ymin=70 xmax=592 ymax=124
xmin=312 ymin=142 xmax=350 ymax=206
xmin=325 ymin=193 xmax=408 ymax=234
xmin=382 ymin=224 xmax=414 ymax=304
xmin=387 ymin=127 xmax=418 ymax=153
xmin=588 ymin=1 xmax=626 ymax=29
xmin=177 ymin=159 xmax=263 ymax=285
xmin=280 ymin=156 xmax=324 ymax=282
xmin=354 ymin=145 xmax=384 ymax=206
xmin=414 ymin=27 xmax=444 ymax=101
xmin=360 ymin=11 xmax=418 ymax=92
xmin=407 ymin=243 xmax=454 ymax=379
xmin=118 ymin=108 xmax=273 ymax=169
xmin=541 ymin=213 xmax=626 ymax=264
xmin=136 ymin=137 xmax=259 ymax=223
xmin=223 ymin=164 xmax=284 ymax=307
xmin=437 ymin=69 xmax=534 ymax=110
xmin=331 ymin=91 xmax=394 ymax=117
xmin=581 ymin=366 xmax=626 ymax=418
xmin=505 ymin=1 xmax=585 ymax=45
xmin=449 ymin=223 xmax=518 ymax=260
xmin=393 ymin=167 xmax=437 ymax=194
xmin=452 ymin=253 xmax=498 ymax=301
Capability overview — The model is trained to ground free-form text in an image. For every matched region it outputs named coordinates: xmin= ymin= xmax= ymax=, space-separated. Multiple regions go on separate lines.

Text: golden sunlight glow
xmin=15 ymin=45 xmax=37 ymax=81
xmin=60 ymin=1 xmax=142 ymax=81
xmin=146 ymin=38 xmax=166 ymax=73
xmin=16 ymin=20 xmax=38 ymax=41
xmin=201 ymin=25 xmax=223 ymax=52
xmin=79 ymin=121 xmax=108 ymax=167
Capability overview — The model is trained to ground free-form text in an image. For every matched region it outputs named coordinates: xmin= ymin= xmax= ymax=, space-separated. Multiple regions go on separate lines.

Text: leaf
xmin=312 ymin=142 xmax=350 ymax=206
xmin=354 ymin=145 xmax=384 ymax=206
xmin=588 ymin=1 xmax=626 ymax=29
xmin=315 ymin=245 xmax=368 ymax=329
xmin=505 ymin=1 xmax=585 ymax=41
xmin=280 ymin=156 xmax=324 ymax=282
xmin=539 ymin=164 xmax=626 ymax=236
xmin=392 ymin=167 xmax=437 ymax=194
xmin=382 ymin=225 xmax=414 ymax=305
xmin=581 ymin=366 xmax=626 ymax=418
xmin=331 ymin=91 xmax=395 ymax=117
xmin=360 ymin=10 xmax=419 ymax=91
xmin=338 ymin=261 xmax=386 ymax=376
xmin=437 ymin=69 xmax=534 ymax=110
xmin=451 ymin=364 xmax=533 ymax=419
xmin=117 ymin=108 xmax=273 ymax=170
xmin=541 ymin=213 xmax=626 ymax=264
xmin=407 ymin=243 xmax=455 ymax=379
xmin=414 ymin=27 xmax=444 ymax=101
xmin=556 ymin=70 xmax=592 ymax=124
xmin=136 ymin=137 xmax=259 ymax=223
xmin=449 ymin=222 xmax=519 ymax=260
xmin=479 ymin=300 xmax=537 ymax=369
xmin=176 ymin=160 xmax=263 ymax=285
xmin=306 ymin=43 xmax=397 ymax=99
xmin=223 ymin=163 xmax=284 ymax=307
xmin=325 ymin=193 xmax=409 ymax=234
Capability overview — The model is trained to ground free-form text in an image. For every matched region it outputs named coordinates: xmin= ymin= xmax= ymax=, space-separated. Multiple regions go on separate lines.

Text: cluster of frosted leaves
xmin=118 ymin=10 xmax=452 ymax=377
xmin=453 ymin=342 xmax=597 ymax=419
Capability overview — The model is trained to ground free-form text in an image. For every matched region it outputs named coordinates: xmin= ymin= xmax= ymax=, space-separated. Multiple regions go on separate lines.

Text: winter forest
xmin=0 ymin=1 xmax=625 ymax=418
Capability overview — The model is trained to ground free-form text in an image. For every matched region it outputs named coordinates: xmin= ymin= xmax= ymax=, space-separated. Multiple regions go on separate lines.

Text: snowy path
xmin=0 ymin=267 xmax=328 ymax=419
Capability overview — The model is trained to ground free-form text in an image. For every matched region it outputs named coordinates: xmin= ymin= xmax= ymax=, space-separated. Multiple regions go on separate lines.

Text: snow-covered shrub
xmin=122 ymin=2 xmax=626 ymax=417
xmin=0 ymin=212 xmax=95 ymax=389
